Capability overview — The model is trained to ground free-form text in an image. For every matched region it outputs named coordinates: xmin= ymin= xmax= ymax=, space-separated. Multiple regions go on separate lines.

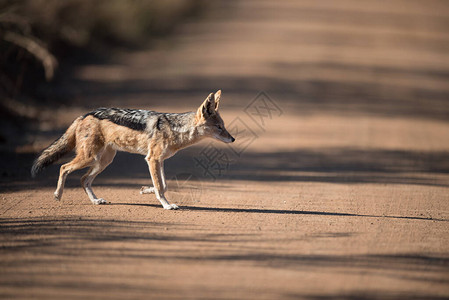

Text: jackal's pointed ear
xmin=197 ymin=93 xmax=215 ymax=119
xmin=214 ymin=90 xmax=221 ymax=111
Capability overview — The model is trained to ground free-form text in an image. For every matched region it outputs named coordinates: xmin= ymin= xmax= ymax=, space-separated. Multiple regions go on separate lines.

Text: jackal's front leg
xmin=140 ymin=186 xmax=155 ymax=194
xmin=145 ymin=157 xmax=178 ymax=210
xmin=140 ymin=161 xmax=167 ymax=194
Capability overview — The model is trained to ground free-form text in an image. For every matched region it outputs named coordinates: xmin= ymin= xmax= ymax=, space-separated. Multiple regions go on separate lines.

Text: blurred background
xmin=1 ymin=0 xmax=449 ymax=182
xmin=1 ymin=2 xmax=449 ymax=298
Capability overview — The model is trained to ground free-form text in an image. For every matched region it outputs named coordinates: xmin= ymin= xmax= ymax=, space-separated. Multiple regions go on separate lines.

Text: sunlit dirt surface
xmin=1 ymin=1 xmax=449 ymax=299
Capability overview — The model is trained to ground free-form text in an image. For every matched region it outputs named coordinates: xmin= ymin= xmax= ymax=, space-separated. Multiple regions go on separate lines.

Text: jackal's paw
xmin=54 ymin=194 xmax=61 ymax=201
xmin=163 ymin=203 xmax=179 ymax=210
xmin=92 ymin=198 xmax=107 ymax=205
xmin=140 ymin=186 xmax=155 ymax=194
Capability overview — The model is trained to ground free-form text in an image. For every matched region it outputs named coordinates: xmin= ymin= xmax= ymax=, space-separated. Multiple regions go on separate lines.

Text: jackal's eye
xmin=216 ymin=125 xmax=223 ymax=131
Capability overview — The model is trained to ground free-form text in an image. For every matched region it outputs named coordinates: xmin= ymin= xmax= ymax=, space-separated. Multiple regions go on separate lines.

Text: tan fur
xmin=33 ymin=90 xmax=234 ymax=209
xmin=31 ymin=116 xmax=82 ymax=177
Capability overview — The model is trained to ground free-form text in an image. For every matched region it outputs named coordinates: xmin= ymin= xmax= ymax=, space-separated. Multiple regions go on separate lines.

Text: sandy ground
xmin=1 ymin=1 xmax=449 ymax=299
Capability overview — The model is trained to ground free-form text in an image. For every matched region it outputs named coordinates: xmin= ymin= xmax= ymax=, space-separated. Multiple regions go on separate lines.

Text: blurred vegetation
xmin=0 ymin=0 xmax=205 ymax=145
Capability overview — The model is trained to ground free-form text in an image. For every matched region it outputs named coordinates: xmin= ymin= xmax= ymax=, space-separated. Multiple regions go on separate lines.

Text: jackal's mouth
xmin=214 ymin=134 xmax=235 ymax=143
xmin=222 ymin=136 xmax=235 ymax=143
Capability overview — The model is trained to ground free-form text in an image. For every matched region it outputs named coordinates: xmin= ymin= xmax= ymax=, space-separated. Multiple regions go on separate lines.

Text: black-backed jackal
xmin=32 ymin=90 xmax=234 ymax=209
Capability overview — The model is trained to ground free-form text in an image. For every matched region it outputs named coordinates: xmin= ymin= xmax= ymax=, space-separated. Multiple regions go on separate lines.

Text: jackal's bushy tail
xmin=31 ymin=117 xmax=81 ymax=177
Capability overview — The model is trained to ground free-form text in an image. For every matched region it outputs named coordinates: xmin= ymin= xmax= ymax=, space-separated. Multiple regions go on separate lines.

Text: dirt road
xmin=1 ymin=1 xmax=449 ymax=299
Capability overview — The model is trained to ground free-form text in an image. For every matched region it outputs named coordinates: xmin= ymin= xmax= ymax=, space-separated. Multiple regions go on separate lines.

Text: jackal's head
xmin=195 ymin=90 xmax=235 ymax=143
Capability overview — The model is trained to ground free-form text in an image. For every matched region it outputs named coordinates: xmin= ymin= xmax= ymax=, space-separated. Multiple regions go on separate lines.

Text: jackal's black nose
xmin=231 ymin=137 xmax=235 ymax=143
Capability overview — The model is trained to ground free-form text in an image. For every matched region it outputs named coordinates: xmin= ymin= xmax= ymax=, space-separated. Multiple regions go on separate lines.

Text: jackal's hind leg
xmin=55 ymin=156 xmax=94 ymax=201
xmin=81 ymin=148 xmax=116 ymax=205
xmin=81 ymin=165 xmax=106 ymax=205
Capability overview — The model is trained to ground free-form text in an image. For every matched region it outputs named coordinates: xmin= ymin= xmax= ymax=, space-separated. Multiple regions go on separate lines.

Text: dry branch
xmin=3 ymin=31 xmax=58 ymax=81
